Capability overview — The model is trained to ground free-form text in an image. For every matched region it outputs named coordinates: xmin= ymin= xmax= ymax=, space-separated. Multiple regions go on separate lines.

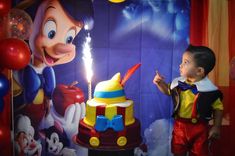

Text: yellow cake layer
xmin=83 ymin=99 xmax=135 ymax=127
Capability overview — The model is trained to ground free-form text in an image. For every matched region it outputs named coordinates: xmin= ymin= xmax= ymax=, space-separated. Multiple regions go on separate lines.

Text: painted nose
xmin=29 ymin=142 xmax=36 ymax=149
xmin=53 ymin=43 xmax=75 ymax=55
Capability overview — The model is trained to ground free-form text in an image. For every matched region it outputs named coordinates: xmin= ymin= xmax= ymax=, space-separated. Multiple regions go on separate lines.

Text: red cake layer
xmin=74 ymin=118 xmax=142 ymax=150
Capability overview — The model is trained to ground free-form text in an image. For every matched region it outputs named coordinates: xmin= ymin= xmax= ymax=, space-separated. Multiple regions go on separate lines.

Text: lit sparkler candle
xmin=82 ymin=25 xmax=93 ymax=100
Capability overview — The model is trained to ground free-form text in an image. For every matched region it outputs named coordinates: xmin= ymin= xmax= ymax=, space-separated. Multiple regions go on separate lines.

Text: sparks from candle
xmin=82 ymin=25 xmax=93 ymax=100
xmin=82 ymin=25 xmax=93 ymax=83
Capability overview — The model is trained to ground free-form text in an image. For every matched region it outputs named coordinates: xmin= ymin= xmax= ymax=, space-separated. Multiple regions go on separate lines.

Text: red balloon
xmin=0 ymin=125 xmax=11 ymax=154
xmin=0 ymin=1 xmax=11 ymax=16
xmin=0 ymin=67 xmax=3 ymax=72
xmin=0 ymin=38 xmax=31 ymax=70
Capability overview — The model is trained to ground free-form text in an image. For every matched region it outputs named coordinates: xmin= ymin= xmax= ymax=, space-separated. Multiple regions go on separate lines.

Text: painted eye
xmin=50 ymin=132 xmax=59 ymax=143
xmin=53 ymin=137 xmax=57 ymax=143
xmin=43 ymin=20 xmax=57 ymax=39
xmin=23 ymin=138 xmax=28 ymax=147
xmin=65 ymin=29 xmax=76 ymax=44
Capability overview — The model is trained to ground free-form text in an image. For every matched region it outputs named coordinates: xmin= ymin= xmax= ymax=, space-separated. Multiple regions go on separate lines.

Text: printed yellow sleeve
xmin=212 ymin=98 xmax=224 ymax=110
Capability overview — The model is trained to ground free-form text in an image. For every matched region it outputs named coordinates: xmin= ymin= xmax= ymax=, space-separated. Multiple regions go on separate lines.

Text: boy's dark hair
xmin=186 ymin=44 xmax=216 ymax=75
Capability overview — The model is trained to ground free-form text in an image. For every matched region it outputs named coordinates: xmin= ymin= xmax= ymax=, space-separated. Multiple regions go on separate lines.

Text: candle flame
xmin=82 ymin=30 xmax=93 ymax=83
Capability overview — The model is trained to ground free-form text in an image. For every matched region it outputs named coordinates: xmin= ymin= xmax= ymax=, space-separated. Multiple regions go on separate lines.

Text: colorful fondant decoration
xmin=74 ymin=64 xmax=142 ymax=150
xmin=14 ymin=115 xmax=42 ymax=156
xmin=39 ymin=121 xmax=76 ymax=156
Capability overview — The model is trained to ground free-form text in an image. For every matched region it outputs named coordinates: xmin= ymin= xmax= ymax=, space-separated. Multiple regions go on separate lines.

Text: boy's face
xmin=179 ymin=51 xmax=202 ymax=80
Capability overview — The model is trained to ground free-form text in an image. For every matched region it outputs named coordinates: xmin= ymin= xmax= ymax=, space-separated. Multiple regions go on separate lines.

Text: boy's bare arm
xmin=213 ymin=110 xmax=223 ymax=127
xmin=208 ymin=109 xmax=223 ymax=139
xmin=155 ymin=81 xmax=170 ymax=95
xmin=153 ymin=71 xmax=170 ymax=95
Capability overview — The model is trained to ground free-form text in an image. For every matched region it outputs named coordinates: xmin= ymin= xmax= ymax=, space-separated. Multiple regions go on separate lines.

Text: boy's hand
xmin=153 ymin=71 xmax=165 ymax=85
xmin=208 ymin=126 xmax=221 ymax=140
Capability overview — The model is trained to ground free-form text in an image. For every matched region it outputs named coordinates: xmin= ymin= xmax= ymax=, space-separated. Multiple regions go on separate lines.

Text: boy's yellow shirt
xmin=178 ymin=90 xmax=223 ymax=118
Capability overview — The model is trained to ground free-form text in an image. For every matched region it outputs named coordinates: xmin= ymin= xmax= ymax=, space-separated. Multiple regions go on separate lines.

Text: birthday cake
xmin=74 ymin=72 xmax=142 ymax=150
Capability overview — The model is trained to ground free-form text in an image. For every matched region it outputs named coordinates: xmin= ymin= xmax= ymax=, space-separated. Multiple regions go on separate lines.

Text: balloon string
xmin=10 ymin=70 xmax=15 ymax=156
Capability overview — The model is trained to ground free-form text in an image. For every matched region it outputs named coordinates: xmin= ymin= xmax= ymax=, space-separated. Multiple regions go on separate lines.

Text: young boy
xmin=153 ymin=45 xmax=223 ymax=156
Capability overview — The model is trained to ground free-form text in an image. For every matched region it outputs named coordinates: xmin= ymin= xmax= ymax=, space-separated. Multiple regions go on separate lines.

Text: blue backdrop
xmin=54 ymin=0 xmax=190 ymax=136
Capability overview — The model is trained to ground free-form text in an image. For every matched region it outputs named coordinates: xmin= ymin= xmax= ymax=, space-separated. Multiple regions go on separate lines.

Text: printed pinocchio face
xmin=30 ymin=0 xmax=83 ymax=67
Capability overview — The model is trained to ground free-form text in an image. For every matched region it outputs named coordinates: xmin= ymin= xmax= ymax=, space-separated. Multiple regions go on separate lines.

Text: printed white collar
xmin=29 ymin=63 xmax=47 ymax=74
xmin=170 ymin=76 xmax=218 ymax=92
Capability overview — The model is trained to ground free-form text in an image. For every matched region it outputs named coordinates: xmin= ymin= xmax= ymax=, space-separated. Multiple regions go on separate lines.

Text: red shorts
xmin=171 ymin=119 xmax=210 ymax=156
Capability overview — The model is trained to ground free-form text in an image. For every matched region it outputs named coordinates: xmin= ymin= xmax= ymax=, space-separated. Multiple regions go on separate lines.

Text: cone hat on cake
xmin=92 ymin=63 xmax=141 ymax=105
xmin=93 ymin=73 xmax=126 ymax=104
